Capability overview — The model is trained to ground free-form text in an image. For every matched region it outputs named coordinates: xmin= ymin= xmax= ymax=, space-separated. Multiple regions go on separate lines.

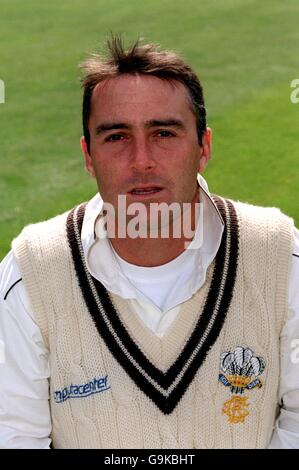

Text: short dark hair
xmin=80 ymin=35 xmax=207 ymax=154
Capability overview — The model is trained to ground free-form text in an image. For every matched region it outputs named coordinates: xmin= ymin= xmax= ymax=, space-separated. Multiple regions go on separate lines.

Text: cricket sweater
xmin=12 ymin=196 xmax=294 ymax=448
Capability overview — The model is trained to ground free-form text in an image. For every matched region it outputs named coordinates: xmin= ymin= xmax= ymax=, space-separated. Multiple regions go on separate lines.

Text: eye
xmin=105 ymin=134 xmax=125 ymax=142
xmin=157 ymin=130 xmax=175 ymax=138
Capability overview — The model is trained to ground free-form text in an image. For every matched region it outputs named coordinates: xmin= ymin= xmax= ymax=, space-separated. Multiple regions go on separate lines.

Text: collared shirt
xmin=82 ymin=175 xmax=224 ymax=335
xmin=0 ymin=175 xmax=299 ymax=449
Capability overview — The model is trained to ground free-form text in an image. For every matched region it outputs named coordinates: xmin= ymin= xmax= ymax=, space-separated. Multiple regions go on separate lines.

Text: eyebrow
xmin=94 ymin=119 xmax=185 ymax=135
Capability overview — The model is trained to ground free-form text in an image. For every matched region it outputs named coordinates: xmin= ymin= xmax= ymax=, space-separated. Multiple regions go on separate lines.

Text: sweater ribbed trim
xmin=273 ymin=211 xmax=294 ymax=335
xmin=66 ymin=195 xmax=240 ymax=414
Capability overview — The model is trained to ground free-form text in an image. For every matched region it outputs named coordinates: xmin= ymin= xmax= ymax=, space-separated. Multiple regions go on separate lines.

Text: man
xmin=0 ymin=36 xmax=299 ymax=449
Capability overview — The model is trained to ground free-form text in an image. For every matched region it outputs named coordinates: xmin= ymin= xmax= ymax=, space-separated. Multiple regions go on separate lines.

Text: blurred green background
xmin=0 ymin=0 xmax=298 ymax=259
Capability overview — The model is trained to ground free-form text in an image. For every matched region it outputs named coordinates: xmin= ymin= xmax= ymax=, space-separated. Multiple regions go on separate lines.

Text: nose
xmin=130 ymin=136 xmax=156 ymax=172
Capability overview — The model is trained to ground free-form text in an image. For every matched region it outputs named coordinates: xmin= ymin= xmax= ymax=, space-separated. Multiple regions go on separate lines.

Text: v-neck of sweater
xmin=109 ymin=260 xmax=215 ymax=372
xmin=66 ymin=195 xmax=239 ymax=414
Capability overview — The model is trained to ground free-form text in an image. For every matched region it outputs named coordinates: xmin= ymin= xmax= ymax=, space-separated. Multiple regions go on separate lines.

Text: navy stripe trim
xmin=3 ymin=278 xmax=22 ymax=300
xmin=293 ymin=253 xmax=299 ymax=258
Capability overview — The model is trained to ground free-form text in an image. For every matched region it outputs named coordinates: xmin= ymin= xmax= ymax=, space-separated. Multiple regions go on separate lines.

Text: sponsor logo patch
xmin=54 ymin=374 xmax=110 ymax=403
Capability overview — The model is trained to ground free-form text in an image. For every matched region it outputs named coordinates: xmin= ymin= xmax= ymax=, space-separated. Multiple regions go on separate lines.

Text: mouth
xmin=128 ymin=186 xmax=164 ymax=196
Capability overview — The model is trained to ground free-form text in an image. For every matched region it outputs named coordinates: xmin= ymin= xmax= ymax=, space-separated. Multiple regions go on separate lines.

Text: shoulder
xmin=0 ymin=206 xmax=80 ymax=299
xmin=229 ymin=198 xmax=294 ymax=246
xmin=226 ymin=198 xmax=294 ymax=291
xmin=231 ymin=198 xmax=294 ymax=224
xmin=15 ymin=208 xmax=72 ymax=241
xmin=9 ymin=204 xmax=87 ymax=293
xmin=293 ymin=226 xmax=299 ymax=254
xmin=226 ymin=198 xmax=295 ymax=332
xmin=0 ymin=250 xmax=36 ymax=326
xmin=0 ymin=250 xmax=23 ymax=300
xmin=289 ymin=227 xmax=299 ymax=306
xmin=11 ymin=204 xmax=86 ymax=261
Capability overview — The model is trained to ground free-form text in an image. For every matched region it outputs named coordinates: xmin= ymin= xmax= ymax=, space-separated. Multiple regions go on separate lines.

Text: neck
xmin=108 ymin=192 xmax=200 ymax=267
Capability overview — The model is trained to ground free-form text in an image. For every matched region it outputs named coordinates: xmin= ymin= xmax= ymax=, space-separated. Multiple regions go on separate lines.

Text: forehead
xmin=90 ymin=74 xmax=194 ymax=121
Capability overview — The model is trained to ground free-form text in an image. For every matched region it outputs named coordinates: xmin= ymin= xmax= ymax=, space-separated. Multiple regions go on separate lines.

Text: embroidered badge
xmin=219 ymin=347 xmax=265 ymax=424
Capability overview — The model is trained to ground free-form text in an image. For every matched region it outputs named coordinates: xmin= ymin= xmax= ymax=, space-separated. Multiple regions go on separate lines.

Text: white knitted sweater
xmin=12 ymin=196 xmax=294 ymax=448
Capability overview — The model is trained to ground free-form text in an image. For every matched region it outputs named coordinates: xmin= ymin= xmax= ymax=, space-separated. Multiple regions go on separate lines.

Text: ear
xmin=198 ymin=127 xmax=212 ymax=173
xmin=81 ymin=136 xmax=95 ymax=178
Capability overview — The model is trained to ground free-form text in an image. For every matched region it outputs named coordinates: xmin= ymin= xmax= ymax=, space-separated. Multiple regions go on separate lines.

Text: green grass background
xmin=0 ymin=0 xmax=298 ymax=260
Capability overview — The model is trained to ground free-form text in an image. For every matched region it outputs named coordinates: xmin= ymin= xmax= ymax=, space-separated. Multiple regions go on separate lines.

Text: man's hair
xmin=80 ymin=35 xmax=207 ymax=154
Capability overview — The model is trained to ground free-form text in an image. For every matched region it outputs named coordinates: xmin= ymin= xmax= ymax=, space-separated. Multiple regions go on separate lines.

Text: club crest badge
xmin=218 ymin=346 xmax=265 ymax=424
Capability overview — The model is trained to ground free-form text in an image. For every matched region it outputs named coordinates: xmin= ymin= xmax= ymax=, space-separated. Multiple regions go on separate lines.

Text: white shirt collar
xmin=82 ymin=174 xmax=223 ymax=241
xmin=81 ymin=174 xmax=224 ymax=312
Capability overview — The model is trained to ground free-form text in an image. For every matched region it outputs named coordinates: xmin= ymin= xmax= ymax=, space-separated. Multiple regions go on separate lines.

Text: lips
xmin=129 ymin=186 xmax=163 ymax=195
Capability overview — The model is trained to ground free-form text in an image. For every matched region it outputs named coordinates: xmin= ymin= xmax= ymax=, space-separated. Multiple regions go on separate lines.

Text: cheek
xmin=172 ymin=151 xmax=199 ymax=193
xmin=171 ymin=146 xmax=200 ymax=178
xmin=93 ymin=161 xmax=123 ymax=198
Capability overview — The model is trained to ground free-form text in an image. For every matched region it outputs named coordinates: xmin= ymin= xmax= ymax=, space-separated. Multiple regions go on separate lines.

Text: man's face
xmin=81 ymin=74 xmax=211 ymax=217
